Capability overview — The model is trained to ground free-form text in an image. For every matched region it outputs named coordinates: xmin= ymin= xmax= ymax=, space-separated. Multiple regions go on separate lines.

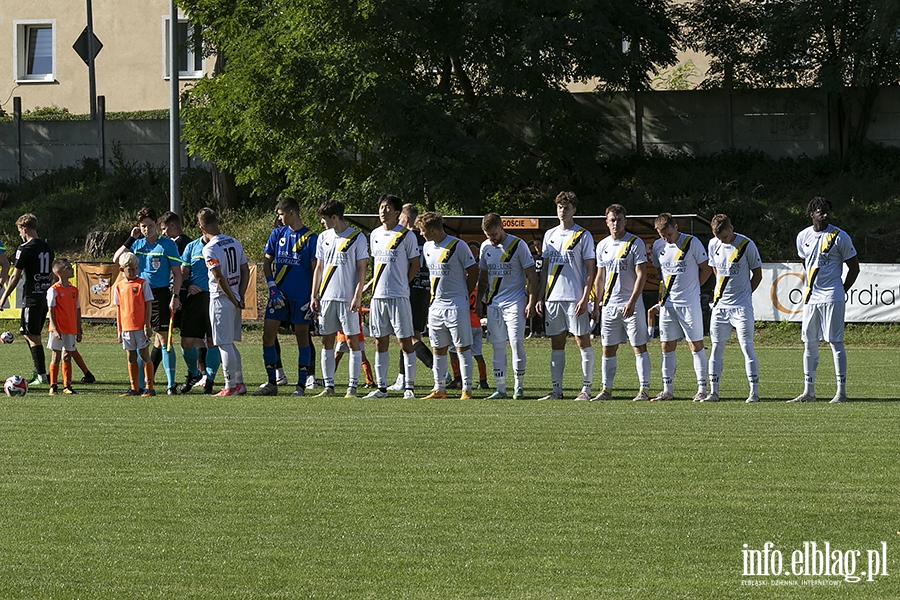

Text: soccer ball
xmin=0 ymin=331 xmax=12 ymax=344
xmin=4 ymin=375 xmax=28 ymax=397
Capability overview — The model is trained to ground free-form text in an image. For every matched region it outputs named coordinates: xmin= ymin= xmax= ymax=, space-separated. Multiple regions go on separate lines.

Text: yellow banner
xmin=3 ymin=263 xmax=259 ymax=323
xmin=0 ymin=264 xmax=78 ymax=318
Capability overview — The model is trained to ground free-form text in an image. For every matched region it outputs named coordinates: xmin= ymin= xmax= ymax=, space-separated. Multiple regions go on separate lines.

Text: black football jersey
xmin=14 ymin=238 xmax=54 ymax=306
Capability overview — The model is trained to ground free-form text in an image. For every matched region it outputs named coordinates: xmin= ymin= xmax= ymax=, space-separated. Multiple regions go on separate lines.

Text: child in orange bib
xmin=46 ymin=258 xmax=82 ymax=395
xmin=113 ymin=252 xmax=156 ymax=397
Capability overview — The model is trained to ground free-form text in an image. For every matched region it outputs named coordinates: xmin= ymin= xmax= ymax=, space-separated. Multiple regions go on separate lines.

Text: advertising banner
xmin=2 ymin=267 xmax=82 ymax=320
xmin=753 ymin=262 xmax=900 ymax=323
xmin=76 ymin=263 xmax=259 ymax=321
xmin=0 ymin=270 xmax=24 ymax=318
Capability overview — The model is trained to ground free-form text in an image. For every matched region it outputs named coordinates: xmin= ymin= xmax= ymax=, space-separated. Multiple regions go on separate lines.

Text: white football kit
xmin=422 ymin=235 xmax=476 ymax=393
xmin=595 ymin=232 xmax=651 ymax=395
xmin=796 ymin=224 xmax=857 ymax=342
xmin=479 ymin=234 xmax=534 ymax=394
xmin=542 ymin=224 xmax=595 ymax=337
xmin=707 ymin=233 xmax=763 ymax=398
xmin=316 ymin=227 xmax=368 ymax=336
xmin=369 ymin=224 xmax=418 ymax=339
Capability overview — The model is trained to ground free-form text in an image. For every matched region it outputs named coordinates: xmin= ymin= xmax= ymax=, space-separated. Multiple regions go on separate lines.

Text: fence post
xmin=724 ymin=63 xmax=734 ymax=150
xmin=98 ymin=95 xmax=106 ymax=171
xmin=634 ymin=91 xmax=643 ymax=156
xmin=13 ymin=97 xmax=22 ymax=183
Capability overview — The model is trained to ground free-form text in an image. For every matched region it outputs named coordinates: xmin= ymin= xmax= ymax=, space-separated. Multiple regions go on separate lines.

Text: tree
xmin=677 ymin=0 xmax=900 ymax=156
xmin=178 ymin=0 xmax=678 ymax=211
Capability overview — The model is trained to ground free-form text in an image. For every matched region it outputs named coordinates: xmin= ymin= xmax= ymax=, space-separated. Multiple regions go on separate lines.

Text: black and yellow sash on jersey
xmin=429 ymin=238 xmax=461 ymax=301
xmin=369 ymin=227 xmax=408 ymax=292
xmin=601 ymin=234 xmax=637 ymax=306
xmin=711 ymin=235 xmax=749 ymax=307
xmin=485 ymin=238 xmax=521 ymax=305
xmin=658 ymin=234 xmax=695 ymax=306
xmin=274 ymin=228 xmax=314 ymax=287
xmin=545 ymin=229 xmax=588 ymax=299
xmin=318 ymin=230 xmax=361 ymax=297
xmin=803 ymin=228 xmax=839 ymax=304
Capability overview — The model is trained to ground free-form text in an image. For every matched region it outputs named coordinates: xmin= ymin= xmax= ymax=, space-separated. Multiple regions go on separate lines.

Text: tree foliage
xmin=677 ymin=0 xmax=900 ymax=153
xmin=178 ymin=0 xmax=677 ymax=211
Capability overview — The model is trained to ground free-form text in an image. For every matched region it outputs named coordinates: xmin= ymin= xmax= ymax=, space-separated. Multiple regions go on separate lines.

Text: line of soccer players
xmin=0 ymin=190 xmax=859 ymax=402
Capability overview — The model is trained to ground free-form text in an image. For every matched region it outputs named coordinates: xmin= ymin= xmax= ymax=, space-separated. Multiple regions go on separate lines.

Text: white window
xmin=163 ymin=17 xmax=204 ymax=79
xmin=14 ymin=20 xmax=56 ymax=83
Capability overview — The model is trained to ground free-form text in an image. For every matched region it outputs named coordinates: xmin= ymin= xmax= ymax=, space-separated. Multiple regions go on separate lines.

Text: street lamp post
xmin=169 ymin=0 xmax=181 ymax=214
xmin=86 ymin=0 xmax=97 ymax=119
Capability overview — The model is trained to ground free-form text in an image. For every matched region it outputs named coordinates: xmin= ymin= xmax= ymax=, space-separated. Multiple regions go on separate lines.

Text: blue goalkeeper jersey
xmin=264 ymin=225 xmax=318 ymax=301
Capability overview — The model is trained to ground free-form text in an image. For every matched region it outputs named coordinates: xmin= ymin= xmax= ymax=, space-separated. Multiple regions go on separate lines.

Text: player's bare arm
xmin=574 ymin=259 xmax=596 ymax=317
xmin=112 ymin=227 xmax=143 ymax=264
xmin=591 ymin=266 xmax=606 ymax=322
xmin=211 ymin=265 xmax=240 ymax=309
xmin=406 ymin=255 xmax=418 ymax=285
xmin=49 ymin=306 xmax=61 ymax=340
xmin=524 ymin=264 xmax=537 ymax=319
xmin=351 ymin=258 xmax=367 ymax=313
xmin=624 ymin=262 xmax=648 ymax=319
xmin=238 ymin=262 xmax=250 ymax=310
xmin=0 ymin=267 xmax=23 ymax=310
xmin=182 ymin=266 xmax=202 ymax=296
xmin=475 ymin=268 xmax=489 ymax=319
xmin=698 ymin=260 xmax=712 ymax=286
xmin=144 ymin=299 xmax=153 ymax=332
xmin=262 ymin=254 xmax=275 ymax=280
xmin=0 ymin=253 xmax=9 ymax=288
xmin=750 ymin=266 xmax=762 ymax=292
xmin=843 ymin=256 xmax=860 ymax=292
xmin=169 ymin=264 xmax=183 ymax=311
xmin=536 ymin=262 xmax=548 ymax=317
xmin=310 ymin=260 xmax=324 ymax=314
xmin=465 ymin=263 xmax=479 ymax=298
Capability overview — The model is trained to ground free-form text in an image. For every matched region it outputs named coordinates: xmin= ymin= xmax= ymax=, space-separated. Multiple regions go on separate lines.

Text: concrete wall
xmin=0 ymin=118 xmax=199 ymax=180
xmin=579 ymin=86 xmax=899 ymax=159
xmin=3 ymin=87 xmax=900 ymax=181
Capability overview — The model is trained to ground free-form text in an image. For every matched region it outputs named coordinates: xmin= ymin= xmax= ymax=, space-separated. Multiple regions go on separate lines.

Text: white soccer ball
xmin=0 ymin=331 xmax=12 ymax=344
xmin=4 ymin=375 xmax=28 ymax=397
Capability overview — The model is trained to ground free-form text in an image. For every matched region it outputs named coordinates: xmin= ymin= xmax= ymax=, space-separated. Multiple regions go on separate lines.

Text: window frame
xmin=162 ymin=16 xmax=204 ymax=80
xmin=13 ymin=19 xmax=57 ymax=83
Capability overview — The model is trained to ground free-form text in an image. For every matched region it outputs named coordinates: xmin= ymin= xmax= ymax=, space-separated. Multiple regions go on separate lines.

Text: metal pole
xmin=98 ymin=95 xmax=106 ymax=171
xmin=169 ymin=0 xmax=181 ymax=214
xmin=86 ymin=0 xmax=97 ymax=119
xmin=13 ymin=97 xmax=22 ymax=183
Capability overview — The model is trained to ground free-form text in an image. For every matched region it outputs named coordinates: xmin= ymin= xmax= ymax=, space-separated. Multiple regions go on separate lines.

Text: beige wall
xmin=2 ymin=0 xmax=206 ymax=115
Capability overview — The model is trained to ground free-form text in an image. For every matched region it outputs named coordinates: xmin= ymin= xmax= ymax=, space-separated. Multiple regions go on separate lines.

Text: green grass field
xmin=0 ymin=331 xmax=898 ymax=599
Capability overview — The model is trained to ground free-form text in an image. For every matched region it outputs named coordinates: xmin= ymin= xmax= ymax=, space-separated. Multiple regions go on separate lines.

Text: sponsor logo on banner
xmin=88 ymin=274 xmax=112 ymax=310
xmin=77 ymin=263 xmax=122 ymax=319
xmin=754 ymin=262 xmax=900 ymax=322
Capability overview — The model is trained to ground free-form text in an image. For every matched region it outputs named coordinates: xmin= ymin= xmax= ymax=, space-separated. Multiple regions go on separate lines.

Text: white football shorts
xmin=318 ymin=299 xmax=361 ymax=338
xmin=544 ymin=300 xmax=592 ymax=337
xmin=659 ymin=301 xmax=704 ymax=343
xmin=601 ymin=297 xmax=649 ymax=347
xmin=369 ymin=297 xmax=414 ymax=339
xmin=801 ymin=301 xmax=845 ymax=343
xmin=428 ymin=297 xmax=474 ymax=350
